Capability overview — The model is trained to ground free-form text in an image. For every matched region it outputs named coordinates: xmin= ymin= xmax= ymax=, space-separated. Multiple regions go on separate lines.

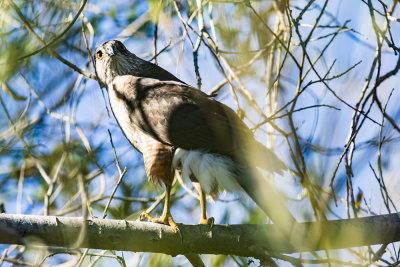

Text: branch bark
xmin=0 ymin=213 xmax=399 ymax=257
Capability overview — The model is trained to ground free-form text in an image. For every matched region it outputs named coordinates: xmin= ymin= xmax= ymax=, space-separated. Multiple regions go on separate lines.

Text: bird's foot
xmin=140 ymin=212 xmax=179 ymax=233
xmin=199 ymin=217 xmax=214 ymax=226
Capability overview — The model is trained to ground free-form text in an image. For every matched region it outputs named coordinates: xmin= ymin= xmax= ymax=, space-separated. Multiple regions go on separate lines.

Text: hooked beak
xmin=105 ymin=44 xmax=116 ymax=56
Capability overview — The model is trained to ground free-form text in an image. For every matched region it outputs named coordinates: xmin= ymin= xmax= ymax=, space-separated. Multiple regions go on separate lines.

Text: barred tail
xmin=251 ymin=141 xmax=287 ymax=175
xmin=235 ymin=142 xmax=296 ymax=235
xmin=234 ymin=167 xmax=297 ymax=235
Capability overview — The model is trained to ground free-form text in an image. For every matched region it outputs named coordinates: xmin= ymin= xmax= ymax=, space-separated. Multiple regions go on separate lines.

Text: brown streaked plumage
xmin=95 ymin=40 xmax=296 ymax=234
xmin=143 ymin=140 xmax=174 ymax=185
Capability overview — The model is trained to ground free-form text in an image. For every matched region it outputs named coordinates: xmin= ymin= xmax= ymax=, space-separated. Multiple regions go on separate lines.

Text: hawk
xmin=95 ymin=40 xmax=296 ymax=233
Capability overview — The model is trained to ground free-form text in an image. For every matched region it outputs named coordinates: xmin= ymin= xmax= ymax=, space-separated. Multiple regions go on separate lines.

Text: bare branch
xmin=1 ymin=213 xmax=400 ymax=256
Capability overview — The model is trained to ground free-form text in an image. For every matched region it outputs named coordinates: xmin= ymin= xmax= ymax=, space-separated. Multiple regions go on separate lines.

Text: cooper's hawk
xmin=95 ymin=40 xmax=296 ymax=233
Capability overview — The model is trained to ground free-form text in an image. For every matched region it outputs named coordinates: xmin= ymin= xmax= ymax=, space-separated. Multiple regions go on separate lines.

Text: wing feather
xmin=112 ymin=75 xmax=252 ymax=159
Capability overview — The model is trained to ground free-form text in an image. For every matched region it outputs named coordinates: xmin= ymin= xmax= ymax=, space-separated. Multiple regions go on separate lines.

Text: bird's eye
xmin=96 ymin=50 xmax=103 ymax=59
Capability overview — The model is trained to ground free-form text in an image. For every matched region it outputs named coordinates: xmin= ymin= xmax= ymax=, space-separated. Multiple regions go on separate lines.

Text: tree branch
xmin=1 ymin=213 xmax=400 ymax=257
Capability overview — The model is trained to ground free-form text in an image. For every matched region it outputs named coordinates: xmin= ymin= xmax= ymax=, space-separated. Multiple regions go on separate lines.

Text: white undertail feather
xmin=172 ymin=148 xmax=241 ymax=200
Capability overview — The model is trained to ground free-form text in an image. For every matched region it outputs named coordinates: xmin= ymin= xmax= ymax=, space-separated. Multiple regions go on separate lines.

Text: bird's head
xmin=94 ymin=40 xmax=136 ymax=87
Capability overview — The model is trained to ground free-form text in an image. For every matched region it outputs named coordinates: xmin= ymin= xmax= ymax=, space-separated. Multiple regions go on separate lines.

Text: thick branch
xmin=0 ymin=213 xmax=399 ymax=257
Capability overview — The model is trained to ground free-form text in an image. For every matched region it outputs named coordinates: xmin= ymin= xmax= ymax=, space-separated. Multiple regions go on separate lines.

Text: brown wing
xmin=136 ymin=58 xmax=185 ymax=84
xmin=111 ymin=75 xmax=253 ymax=159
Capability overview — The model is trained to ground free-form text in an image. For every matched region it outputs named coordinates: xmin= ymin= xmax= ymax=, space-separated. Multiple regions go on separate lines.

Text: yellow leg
xmin=194 ymin=182 xmax=214 ymax=225
xmin=140 ymin=184 xmax=179 ymax=233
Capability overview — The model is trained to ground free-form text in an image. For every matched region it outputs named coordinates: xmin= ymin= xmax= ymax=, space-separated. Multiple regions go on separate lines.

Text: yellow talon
xmin=140 ymin=184 xmax=179 ymax=233
xmin=199 ymin=217 xmax=214 ymax=226
xmin=140 ymin=211 xmax=179 ymax=233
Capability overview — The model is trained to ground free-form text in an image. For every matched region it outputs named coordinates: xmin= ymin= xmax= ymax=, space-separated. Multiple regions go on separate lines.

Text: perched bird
xmin=94 ymin=40 xmax=296 ymax=233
